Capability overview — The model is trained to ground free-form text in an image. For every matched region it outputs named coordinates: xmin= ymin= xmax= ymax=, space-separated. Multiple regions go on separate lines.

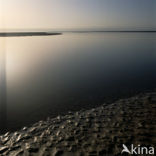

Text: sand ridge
xmin=0 ymin=32 xmax=62 ymax=37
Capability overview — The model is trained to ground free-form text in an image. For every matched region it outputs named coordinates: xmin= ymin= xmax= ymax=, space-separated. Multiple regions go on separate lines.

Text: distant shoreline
xmin=0 ymin=32 xmax=62 ymax=37
xmin=67 ymin=30 xmax=156 ymax=33
xmin=0 ymin=31 xmax=155 ymax=37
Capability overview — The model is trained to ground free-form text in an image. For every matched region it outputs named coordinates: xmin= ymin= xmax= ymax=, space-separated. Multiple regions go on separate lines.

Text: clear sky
xmin=0 ymin=0 xmax=156 ymax=30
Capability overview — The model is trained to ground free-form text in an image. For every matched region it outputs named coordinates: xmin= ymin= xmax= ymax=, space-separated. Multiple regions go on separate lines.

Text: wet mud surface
xmin=0 ymin=92 xmax=156 ymax=155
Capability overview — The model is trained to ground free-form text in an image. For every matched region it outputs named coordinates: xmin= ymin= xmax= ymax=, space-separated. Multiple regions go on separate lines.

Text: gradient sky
xmin=0 ymin=0 xmax=156 ymax=30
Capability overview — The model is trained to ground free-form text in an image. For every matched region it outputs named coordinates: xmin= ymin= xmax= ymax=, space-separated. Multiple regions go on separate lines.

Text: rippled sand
xmin=0 ymin=92 xmax=156 ymax=155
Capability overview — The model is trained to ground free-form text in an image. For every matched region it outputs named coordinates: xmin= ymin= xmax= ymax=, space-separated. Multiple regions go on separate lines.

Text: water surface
xmin=0 ymin=32 xmax=156 ymax=131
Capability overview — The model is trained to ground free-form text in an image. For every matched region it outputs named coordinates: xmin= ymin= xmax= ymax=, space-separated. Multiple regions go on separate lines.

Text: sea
xmin=0 ymin=31 xmax=156 ymax=132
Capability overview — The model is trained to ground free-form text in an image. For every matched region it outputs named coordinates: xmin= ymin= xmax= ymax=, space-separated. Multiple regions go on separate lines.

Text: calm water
xmin=0 ymin=32 xmax=156 ymax=131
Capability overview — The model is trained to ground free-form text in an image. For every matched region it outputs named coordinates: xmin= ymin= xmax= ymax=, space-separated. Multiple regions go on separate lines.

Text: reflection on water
xmin=0 ymin=32 xmax=156 ymax=131
xmin=0 ymin=38 xmax=7 ymax=132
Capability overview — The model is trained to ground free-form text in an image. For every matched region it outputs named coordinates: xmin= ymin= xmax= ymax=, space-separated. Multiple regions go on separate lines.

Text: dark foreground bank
xmin=0 ymin=32 xmax=62 ymax=37
xmin=0 ymin=92 xmax=155 ymax=155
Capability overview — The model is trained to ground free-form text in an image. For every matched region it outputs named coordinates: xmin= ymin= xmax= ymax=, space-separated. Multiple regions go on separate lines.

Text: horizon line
xmin=0 ymin=30 xmax=156 ymax=33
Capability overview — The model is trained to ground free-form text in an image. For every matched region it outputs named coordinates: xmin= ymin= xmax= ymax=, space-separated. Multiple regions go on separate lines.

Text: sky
xmin=0 ymin=0 xmax=156 ymax=30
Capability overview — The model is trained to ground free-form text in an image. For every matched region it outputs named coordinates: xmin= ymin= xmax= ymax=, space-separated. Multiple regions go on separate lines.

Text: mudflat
xmin=0 ymin=92 xmax=155 ymax=155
